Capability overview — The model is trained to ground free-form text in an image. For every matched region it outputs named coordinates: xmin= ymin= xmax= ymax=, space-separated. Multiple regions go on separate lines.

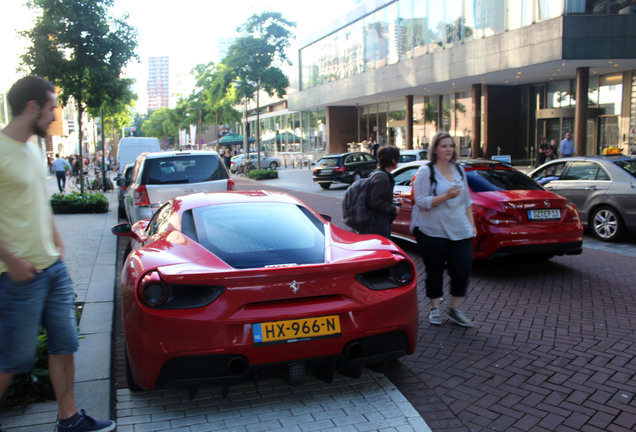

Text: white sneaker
xmin=428 ymin=308 xmax=442 ymax=325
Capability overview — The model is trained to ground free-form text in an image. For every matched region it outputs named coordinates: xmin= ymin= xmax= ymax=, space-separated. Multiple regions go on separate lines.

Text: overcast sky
xmin=1 ymin=0 xmax=356 ymax=108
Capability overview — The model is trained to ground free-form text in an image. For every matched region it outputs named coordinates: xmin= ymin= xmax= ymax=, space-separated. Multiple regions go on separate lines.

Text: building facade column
xmin=406 ymin=95 xmax=413 ymax=150
xmin=472 ymin=84 xmax=482 ymax=158
xmin=575 ymin=67 xmax=589 ymax=156
xmin=437 ymin=95 xmax=444 ymax=134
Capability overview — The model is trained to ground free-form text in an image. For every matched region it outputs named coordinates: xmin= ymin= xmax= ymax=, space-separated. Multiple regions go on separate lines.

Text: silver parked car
xmin=529 ymin=155 xmax=636 ymax=242
xmin=124 ymin=150 xmax=234 ymax=224
xmin=229 ymin=153 xmax=281 ymax=173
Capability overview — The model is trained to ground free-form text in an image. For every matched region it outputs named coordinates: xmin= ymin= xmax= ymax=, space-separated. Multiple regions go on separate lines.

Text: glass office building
xmin=253 ymin=0 xmax=636 ymax=163
xmin=261 ymin=0 xmax=636 ymax=161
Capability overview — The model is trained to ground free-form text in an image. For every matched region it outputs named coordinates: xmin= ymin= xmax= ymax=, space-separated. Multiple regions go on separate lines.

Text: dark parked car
xmin=312 ymin=152 xmax=377 ymax=189
xmin=529 ymin=155 xmax=636 ymax=242
xmin=115 ymin=163 xmax=134 ymax=219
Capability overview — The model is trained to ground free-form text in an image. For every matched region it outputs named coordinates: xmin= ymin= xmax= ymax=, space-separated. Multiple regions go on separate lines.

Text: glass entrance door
xmin=537 ymin=117 xmax=574 ymax=163
xmin=598 ymin=116 xmax=619 ymax=154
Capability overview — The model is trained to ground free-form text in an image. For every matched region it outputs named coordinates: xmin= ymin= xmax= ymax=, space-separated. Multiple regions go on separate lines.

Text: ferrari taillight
xmin=355 ymin=256 xmax=414 ymax=290
xmin=139 ymin=271 xmax=169 ymax=307
xmin=133 ymin=184 xmax=150 ymax=206
xmin=138 ymin=271 xmax=225 ymax=309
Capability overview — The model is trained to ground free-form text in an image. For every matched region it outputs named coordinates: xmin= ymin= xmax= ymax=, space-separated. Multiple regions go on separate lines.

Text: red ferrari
xmin=112 ymin=190 xmax=417 ymax=392
xmin=391 ymin=160 xmax=584 ymax=260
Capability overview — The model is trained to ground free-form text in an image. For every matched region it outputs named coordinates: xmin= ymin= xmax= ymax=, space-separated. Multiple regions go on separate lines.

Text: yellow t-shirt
xmin=0 ymin=132 xmax=59 ymax=273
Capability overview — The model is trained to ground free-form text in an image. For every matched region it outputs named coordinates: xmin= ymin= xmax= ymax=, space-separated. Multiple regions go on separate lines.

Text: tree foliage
xmin=141 ymin=107 xmax=178 ymax=143
xmin=21 ymin=0 xmax=137 ymax=192
xmin=222 ymin=12 xmax=296 ymax=167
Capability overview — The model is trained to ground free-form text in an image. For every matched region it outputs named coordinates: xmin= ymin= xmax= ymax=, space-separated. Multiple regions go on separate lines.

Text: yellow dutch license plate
xmin=252 ymin=315 xmax=341 ymax=345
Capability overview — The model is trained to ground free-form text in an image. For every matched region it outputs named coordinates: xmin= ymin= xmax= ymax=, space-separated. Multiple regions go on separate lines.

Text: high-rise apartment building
xmin=147 ymin=56 xmax=169 ymax=112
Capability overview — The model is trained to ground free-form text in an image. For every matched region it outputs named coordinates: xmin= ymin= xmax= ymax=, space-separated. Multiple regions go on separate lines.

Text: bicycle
xmin=89 ymin=170 xmax=114 ymax=192
xmin=68 ymin=171 xmax=90 ymax=190
xmin=237 ymin=159 xmax=256 ymax=176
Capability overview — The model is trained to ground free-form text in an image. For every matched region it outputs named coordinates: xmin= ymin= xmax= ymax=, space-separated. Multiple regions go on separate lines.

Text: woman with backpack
xmin=359 ymin=146 xmax=401 ymax=238
xmin=411 ymin=131 xmax=476 ymax=327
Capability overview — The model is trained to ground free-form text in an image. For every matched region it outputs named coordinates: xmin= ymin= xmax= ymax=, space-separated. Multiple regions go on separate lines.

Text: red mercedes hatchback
xmin=113 ymin=190 xmax=417 ymax=391
xmin=391 ymin=160 xmax=584 ymax=260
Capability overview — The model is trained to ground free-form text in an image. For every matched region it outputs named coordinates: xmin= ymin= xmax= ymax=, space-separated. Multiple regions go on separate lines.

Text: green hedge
xmin=50 ymin=192 xmax=109 ymax=214
xmin=1 ymin=329 xmax=53 ymax=406
xmin=248 ymin=169 xmax=279 ymax=180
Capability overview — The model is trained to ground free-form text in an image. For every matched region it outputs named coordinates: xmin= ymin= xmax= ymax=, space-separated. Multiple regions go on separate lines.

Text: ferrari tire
xmin=319 ymin=183 xmax=331 ymax=189
xmin=591 ymin=205 xmax=625 ymax=242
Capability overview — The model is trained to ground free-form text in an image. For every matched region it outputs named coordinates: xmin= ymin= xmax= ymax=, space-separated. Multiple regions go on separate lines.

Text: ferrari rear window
xmin=191 ymin=203 xmax=325 ymax=268
xmin=467 ymin=168 xmax=544 ymax=192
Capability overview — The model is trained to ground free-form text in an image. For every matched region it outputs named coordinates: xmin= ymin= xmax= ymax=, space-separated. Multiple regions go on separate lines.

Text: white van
xmin=116 ymin=137 xmax=160 ymax=175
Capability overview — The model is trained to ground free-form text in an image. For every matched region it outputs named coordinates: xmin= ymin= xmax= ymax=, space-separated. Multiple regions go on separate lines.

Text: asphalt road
xmin=247 ymin=167 xmax=636 ymax=257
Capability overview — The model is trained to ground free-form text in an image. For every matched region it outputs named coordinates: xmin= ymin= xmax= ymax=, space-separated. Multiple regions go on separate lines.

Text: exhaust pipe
xmin=343 ymin=341 xmax=364 ymax=359
xmin=226 ymin=356 xmax=248 ymax=375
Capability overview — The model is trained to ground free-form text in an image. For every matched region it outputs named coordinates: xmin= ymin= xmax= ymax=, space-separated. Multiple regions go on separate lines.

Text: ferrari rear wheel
xmin=591 ymin=205 xmax=625 ymax=242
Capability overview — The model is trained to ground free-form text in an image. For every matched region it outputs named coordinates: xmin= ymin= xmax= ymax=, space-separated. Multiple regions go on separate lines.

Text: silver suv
xmin=123 ymin=150 xmax=234 ymax=224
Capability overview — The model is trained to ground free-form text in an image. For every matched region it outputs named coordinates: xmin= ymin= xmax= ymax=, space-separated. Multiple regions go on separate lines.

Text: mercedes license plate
xmin=253 ymin=315 xmax=341 ymax=345
xmin=528 ymin=209 xmax=561 ymax=220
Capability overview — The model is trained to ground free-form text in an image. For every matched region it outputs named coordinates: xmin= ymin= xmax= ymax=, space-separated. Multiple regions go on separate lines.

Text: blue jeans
xmin=414 ymin=228 xmax=473 ymax=300
xmin=0 ymin=260 xmax=79 ymax=373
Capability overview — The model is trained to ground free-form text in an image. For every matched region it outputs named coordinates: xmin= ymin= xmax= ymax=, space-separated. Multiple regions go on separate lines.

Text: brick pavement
xmin=387 ymin=243 xmax=636 ymax=432
xmin=114 ymin=172 xmax=636 ymax=431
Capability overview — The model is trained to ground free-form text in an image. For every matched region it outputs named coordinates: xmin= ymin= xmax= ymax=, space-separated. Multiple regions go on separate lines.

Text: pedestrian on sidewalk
xmin=410 ymin=131 xmax=476 ymax=327
xmin=560 ymin=132 xmax=575 ymax=158
xmin=0 ymin=76 xmax=116 ymax=432
xmin=51 ymin=153 xmax=72 ymax=193
xmin=359 ymin=145 xmax=401 ymax=238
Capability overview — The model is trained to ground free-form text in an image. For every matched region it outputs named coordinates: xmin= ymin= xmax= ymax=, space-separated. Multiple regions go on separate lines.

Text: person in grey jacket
xmin=360 ymin=145 xmax=400 ymax=238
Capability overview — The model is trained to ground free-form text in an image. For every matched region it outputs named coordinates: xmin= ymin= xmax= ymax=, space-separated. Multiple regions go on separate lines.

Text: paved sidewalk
xmin=0 ymin=178 xmax=118 ymax=432
xmin=0 ymin=176 xmax=431 ymax=432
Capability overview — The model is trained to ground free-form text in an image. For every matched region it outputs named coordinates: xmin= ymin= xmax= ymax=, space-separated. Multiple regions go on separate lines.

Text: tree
xmin=222 ymin=12 xmax=296 ymax=168
xmin=141 ymin=107 xmax=179 ymax=145
xmin=190 ymin=61 xmax=241 ymax=143
xmin=21 ymin=0 xmax=137 ymax=193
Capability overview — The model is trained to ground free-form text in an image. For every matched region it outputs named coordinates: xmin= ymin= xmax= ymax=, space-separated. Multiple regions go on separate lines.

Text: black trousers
xmin=55 ymin=171 xmax=67 ymax=192
xmin=414 ymin=228 xmax=473 ymax=300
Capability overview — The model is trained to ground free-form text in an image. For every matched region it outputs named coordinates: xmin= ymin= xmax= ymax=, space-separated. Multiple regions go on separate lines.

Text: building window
xmin=388 ymin=100 xmax=406 ymax=147
xmin=547 ymin=80 xmax=574 ymax=108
